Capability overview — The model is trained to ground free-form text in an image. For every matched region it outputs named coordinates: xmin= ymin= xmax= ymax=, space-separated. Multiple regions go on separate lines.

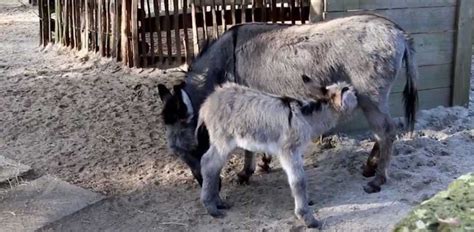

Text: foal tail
xmin=402 ymin=36 xmax=419 ymax=133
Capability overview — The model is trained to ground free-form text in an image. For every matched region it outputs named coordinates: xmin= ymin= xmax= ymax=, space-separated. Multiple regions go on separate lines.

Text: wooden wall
xmin=310 ymin=0 xmax=472 ymax=132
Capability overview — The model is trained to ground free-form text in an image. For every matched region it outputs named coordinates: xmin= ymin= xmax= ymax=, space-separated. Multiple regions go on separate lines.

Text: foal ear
xmin=158 ymin=84 xmax=172 ymax=102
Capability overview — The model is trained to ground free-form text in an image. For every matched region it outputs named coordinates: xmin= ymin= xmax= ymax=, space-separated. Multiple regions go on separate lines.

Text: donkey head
xmin=302 ymin=75 xmax=358 ymax=114
xmin=158 ymin=81 xmax=207 ymax=186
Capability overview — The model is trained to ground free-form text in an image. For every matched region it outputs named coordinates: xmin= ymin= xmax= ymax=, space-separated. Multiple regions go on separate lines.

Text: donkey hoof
xmin=236 ymin=172 xmax=251 ymax=185
xmin=208 ymin=209 xmax=226 ymax=218
xmin=362 ymin=165 xmax=376 ymax=177
xmin=258 ymin=163 xmax=271 ymax=173
xmin=217 ymin=200 xmax=232 ymax=210
xmin=363 ymin=182 xmax=381 ymax=193
xmin=304 ymin=216 xmax=321 ymax=229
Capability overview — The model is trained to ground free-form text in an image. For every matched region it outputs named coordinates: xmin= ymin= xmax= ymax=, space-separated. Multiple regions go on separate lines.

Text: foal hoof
xmin=303 ymin=216 xmax=321 ymax=229
xmin=362 ymin=165 xmax=376 ymax=177
xmin=258 ymin=163 xmax=271 ymax=173
xmin=236 ymin=172 xmax=251 ymax=185
xmin=363 ymin=182 xmax=381 ymax=194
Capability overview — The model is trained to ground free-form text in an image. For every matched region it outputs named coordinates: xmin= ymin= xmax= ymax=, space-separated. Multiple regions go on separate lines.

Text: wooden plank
xmin=141 ymin=0 xmax=148 ymax=66
xmin=279 ymin=0 xmax=284 ymax=23
xmin=182 ymin=0 xmax=190 ymax=62
xmin=131 ymin=0 xmax=140 ymax=67
xmin=251 ymin=0 xmax=255 ymax=22
xmin=173 ymin=0 xmax=182 ymax=64
xmin=299 ymin=0 xmax=304 ymax=23
xmin=191 ymin=0 xmax=199 ymax=55
xmin=241 ymin=0 xmax=246 ymax=23
xmin=55 ymin=0 xmax=60 ymax=43
xmin=164 ymin=0 xmax=172 ymax=64
xmin=121 ymin=0 xmax=131 ymax=66
xmin=231 ymin=0 xmax=236 ymax=25
xmin=153 ymin=0 xmax=163 ymax=63
xmin=221 ymin=0 xmax=226 ymax=31
xmin=111 ymin=0 xmax=117 ymax=56
xmin=335 ymin=87 xmax=452 ymax=133
xmin=85 ymin=0 xmax=90 ymax=50
xmin=261 ymin=0 xmax=266 ymax=22
xmin=38 ymin=0 xmax=43 ymax=45
xmin=326 ymin=0 xmax=456 ymax=12
xmin=200 ymin=0 xmax=208 ymax=39
xmin=392 ymin=64 xmax=452 ymax=93
xmin=452 ymin=0 xmax=473 ymax=107
xmin=46 ymin=0 xmax=51 ymax=44
xmin=98 ymin=0 xmax=103 ymax=54
xmin=211 ymin=0 xmax=218 ymax=38
xmin=271 ymin=0 xmax=276 ymax=23
xmin=147 ymin=0 xmax=154 ymax=64
xmin=325 ymin=6 xmax=456 ymax=33
xmin=308 ymin=0 xmax=322 ymax=22
xmin=289 ymin=0 xmax=295 ymax=24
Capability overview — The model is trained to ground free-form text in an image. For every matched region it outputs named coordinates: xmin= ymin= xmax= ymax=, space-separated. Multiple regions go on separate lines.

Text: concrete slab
xmin=0 ymin=155 xmax=31 ymax=183
xmin=0 ymin=175 xmax=104 ymax=232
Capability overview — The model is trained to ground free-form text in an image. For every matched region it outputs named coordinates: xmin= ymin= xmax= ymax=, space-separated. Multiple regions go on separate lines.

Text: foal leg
xmin=361 ymin=102 xmax=396 ymax=193
xmin=201 ymin=145 xmax=231 ymax=218
xmin=237 ymin=150 xmax=256 ymax=184
xmin=258 ymin=153 xmax=272 ymax=173
xmin=278 ymin=151 xmax=320 ymax=228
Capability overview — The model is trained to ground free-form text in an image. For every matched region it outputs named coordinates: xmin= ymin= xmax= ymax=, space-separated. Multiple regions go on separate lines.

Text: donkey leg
xmin=201 ymin=145 xmax=230 ymax=218
xmin=237 ymin=150 xmax=256 ymax=185
xmin=278 ymin=151 xmax=320 ymax=228
xmin=362 ymin=142 xmax=380 ymax=178
xmin=361 ymin=103 xmax=396 ymax=194
xmin=258 ymin=153 xmax=272 ymax=173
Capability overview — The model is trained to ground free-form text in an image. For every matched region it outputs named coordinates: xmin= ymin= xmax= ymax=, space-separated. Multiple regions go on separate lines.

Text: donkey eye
xmin=341 ymin=87 xmax=349 ymax=95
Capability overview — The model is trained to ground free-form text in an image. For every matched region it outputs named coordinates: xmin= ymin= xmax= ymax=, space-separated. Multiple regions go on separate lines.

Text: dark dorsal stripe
xmin=300 ymin=99 xmax=327 ymax=115
xmin=280 ymin=96 xmax=303 ymax=126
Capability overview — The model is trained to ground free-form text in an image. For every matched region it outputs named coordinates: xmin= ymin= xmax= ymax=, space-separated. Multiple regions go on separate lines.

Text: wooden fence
xmin=38 ymin=0 xmax=310 ymax=68
xmin=309 ymin=0 xmax=472 ymax=132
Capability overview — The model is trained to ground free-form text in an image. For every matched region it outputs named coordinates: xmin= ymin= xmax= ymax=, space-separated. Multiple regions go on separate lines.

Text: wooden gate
xmin=38 ymin=0 xmax=309 ymax=68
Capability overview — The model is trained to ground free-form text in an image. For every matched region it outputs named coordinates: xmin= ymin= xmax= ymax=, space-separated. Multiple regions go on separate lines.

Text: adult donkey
xmin=158 ymin=14 xmax=418 ymax=193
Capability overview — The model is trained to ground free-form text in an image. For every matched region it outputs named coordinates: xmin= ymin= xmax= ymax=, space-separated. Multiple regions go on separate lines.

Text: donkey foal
xmin=197 ymin=80 xmax=357 ymax=228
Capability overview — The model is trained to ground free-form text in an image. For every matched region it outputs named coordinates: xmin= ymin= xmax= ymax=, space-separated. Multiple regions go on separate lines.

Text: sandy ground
xmin=1 ymin=2 xmax=473 ymax=231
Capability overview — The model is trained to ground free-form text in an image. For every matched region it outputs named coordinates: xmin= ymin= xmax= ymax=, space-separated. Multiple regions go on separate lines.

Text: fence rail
xmin=38 ymin=0 xmax=309 ymax=68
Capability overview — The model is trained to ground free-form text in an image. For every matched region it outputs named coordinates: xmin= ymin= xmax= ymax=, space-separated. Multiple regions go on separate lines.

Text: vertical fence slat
xmin=72 ymin=0 xmax=77 ymax=48
xmin=121 ymin=0 xmax=130 ymax=66
xmin=173 ymin=0 xmax=181 ymax=64
xmin=131 ymin=0 xmax=140 ymax=67
xmin=231 ymin=0 xmax=236 ymax=25
xmin=146 ymin=0 xmax=155 ymax=64
xmin=211 ymin=0 xmax=218 ymax=38
xmin=290 ymin=0 xmax=295 ymax=24
xmin=191 ymin=0 xmax=199 ymax=55
xmin=261 ymin=0 xmax=266 ymax=22
xmin=164 ymin=0 xmax=172 ymax=64
xmin=221 ymin=0 xmax=226 ymax=32
xmin=200 ymin=0 xmax=208 ymax=40
xmin=241 ymin=0 xmax=245 ymax=23
xmin=251 ymin=0 xmax=255 ymax=21
xmin=271 ymin=0 xmax=276 ymax=23
xmin=38 ymin=0 xmax=43 ymax=45
xmin=140 ymin=0 xmax=148 ymax=67
xmin=182 ymin=0 xmax=190 ymax=62
xmin=115 ymin=0 xmax=122 ymax=60
xmin=46 ymin=0 xmax=51 ymax=44
xmin=55 ymin=0 xmax=60 ymax=43
xmin=153 ymin=0 xmax=163 ymax=63
xmin=98 ymin=0 xmax=104 ymax=54
xmin=299 ymin=0 xmax=305 ymax=23
xmin=280 ymin=0 xmax=284 ymax=23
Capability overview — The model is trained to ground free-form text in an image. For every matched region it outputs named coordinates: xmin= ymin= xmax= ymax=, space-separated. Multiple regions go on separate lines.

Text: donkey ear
xmin=301 ymin=74 xmax=312 ymax=83
xmin=158 ymin=84 xmax=172 ymax=102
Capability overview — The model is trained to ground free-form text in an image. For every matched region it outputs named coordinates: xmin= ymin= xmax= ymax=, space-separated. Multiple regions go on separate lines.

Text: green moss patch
xmin=394 ymin=173 xmax=474 ymax=232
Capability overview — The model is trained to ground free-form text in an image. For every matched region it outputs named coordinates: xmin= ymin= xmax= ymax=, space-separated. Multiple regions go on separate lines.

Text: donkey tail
xmin=403 ymin=36 xmax=419 ymax=132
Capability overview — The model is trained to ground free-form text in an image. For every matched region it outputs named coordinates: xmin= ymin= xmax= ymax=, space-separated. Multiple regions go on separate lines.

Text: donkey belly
xmin=234 ymin=137 xmax=279 ymax=156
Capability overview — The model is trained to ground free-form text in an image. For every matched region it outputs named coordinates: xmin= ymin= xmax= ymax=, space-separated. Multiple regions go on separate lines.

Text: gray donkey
xmin=157 ymin=14 xmax=418 ymax=193
xmin=197 ymin=80 xmax=358 ymax=227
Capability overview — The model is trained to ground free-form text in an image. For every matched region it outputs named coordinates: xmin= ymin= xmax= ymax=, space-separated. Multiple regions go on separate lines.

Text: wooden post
xmin=174 ymin=0 xmax=182 ymax=63
xmin=98 ymin=0 xmax=104 ymax=55
xmin=121 ymin=0 xmax=131 ymax=66
xmin=241 ymin=0 xmax=245 ymax=23
xmin=289 ymin=0 xmax=295 ymax=24
xmin=271 ymin=0 xmax=276 ymax=23
xmin=452 ymin=0 xmax=473 ymax=107
xmin=221 ymin=0 xmax=226 ymax=32
xmin=153 ymin=0 xmax=163 ymax=63
xmin=55 ymin=0 xmax=60 ymax=43
xmin=191 ymin=0 xmax=199 ymax=56
xmin=182 ymin=0 xmax=190 ymax=62
xmin=231 ymin=0 xmax=236 ymax=25
xmin=164 ymin=0 xmax=172 ymax=64
xmin=146 ymin=0 xmax=155 ymax=65
xmin=131 ymin=0 xmax=140 ymax=67
xmin=261 ymin=0 xmax=266 ymax=22
xmin=140 ymin=0 xmax=148 ymax=66
xmin=309 ymin=0 xmax=323 ymax=22
xmin=46 ymin=0 xmax=51 ymax=44
xmin=211 ymin=0 xmax=218 ymax=38
xmin=39 ymin=0 xmax=43 ymax=45
xmin=200 ymin=0 xmax=208 ymax=39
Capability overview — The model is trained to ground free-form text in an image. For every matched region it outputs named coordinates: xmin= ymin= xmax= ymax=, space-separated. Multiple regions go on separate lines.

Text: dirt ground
xmin=1 ymin=1 xmax=473 ymax=231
